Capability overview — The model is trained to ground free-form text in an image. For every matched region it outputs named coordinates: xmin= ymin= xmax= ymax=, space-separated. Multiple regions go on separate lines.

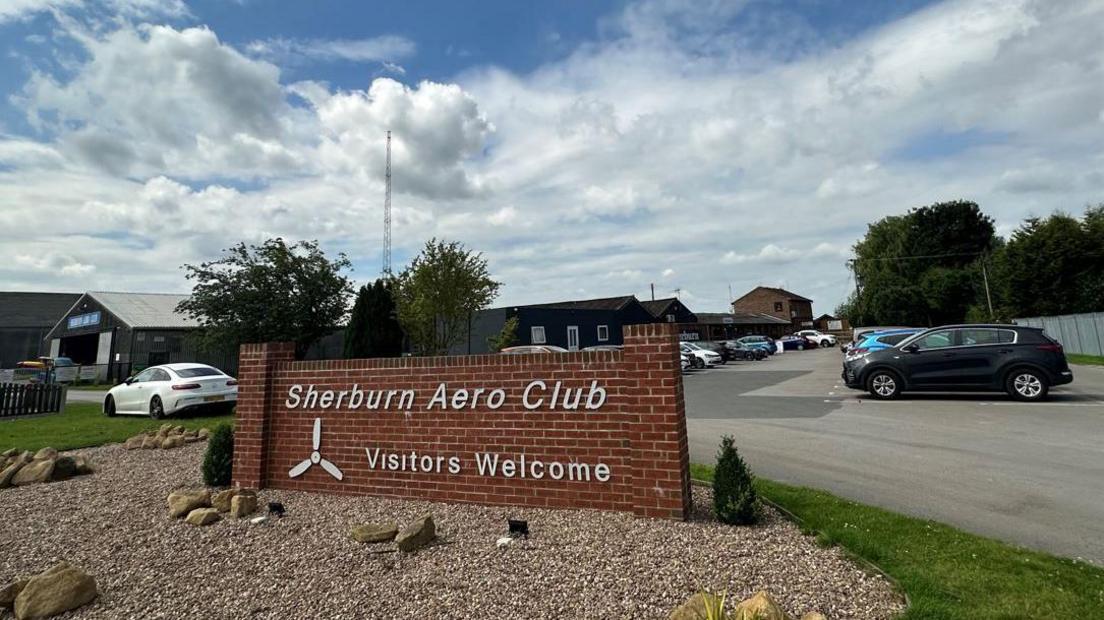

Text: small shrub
xmin=713 ymin=435 xmax=760 ymax=525
xmin=202 ymin=424 xmax=234 ymax=487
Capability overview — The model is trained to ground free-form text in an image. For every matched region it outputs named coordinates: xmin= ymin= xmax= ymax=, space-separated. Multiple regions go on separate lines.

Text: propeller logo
xmin=288 ymin=417 xmax=343 ymax=481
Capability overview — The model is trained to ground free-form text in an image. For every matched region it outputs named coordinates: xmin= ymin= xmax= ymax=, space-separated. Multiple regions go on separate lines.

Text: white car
xmin=795 ymin=330 xmax=837 ymax=347
xmin=104 ymin=363 xmax=238 ymax=419
xmin=680 ymin=342 xmax=723 ymax=368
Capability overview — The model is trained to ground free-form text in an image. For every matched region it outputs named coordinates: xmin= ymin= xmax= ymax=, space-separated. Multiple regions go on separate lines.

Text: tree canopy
xmin=839 ymin=201 xmax=1104 ymax=325
xmin=344 ymin=279 xmax=404 ymax=358
xmin=393 ymin=238 xmax=501 ymax=355
xmin=177 ymin=238 xmax=352 ymax=358
xmin=840 ymin=200 xmax=997 ymax=326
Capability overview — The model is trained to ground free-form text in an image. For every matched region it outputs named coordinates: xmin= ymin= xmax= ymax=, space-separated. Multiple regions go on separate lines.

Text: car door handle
xmin=942 ymin=352 xmax=956 ymax=357
xmin=997 ymin=349 xmax=1013 ymax=354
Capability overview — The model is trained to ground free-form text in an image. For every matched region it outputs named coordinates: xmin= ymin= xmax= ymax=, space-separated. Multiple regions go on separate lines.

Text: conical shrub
xmin=713 ymin=435 xmax=760 ymax=525
xmin=202 ymin=424 xmax=235 ymax=487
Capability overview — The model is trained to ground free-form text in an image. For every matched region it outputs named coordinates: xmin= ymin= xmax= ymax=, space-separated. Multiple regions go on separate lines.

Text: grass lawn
xmin=691 ymin=464 xmax=1104 ymax=619
xmin=0 ymin=402 xmax=234 ymax=453
xmin=1067 ymin=353 xmax=1104 ymax=366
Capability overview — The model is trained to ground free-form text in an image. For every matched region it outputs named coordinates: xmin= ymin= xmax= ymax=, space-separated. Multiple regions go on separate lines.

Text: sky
xmin=0 ymin=0 xmax=1101 ymax=314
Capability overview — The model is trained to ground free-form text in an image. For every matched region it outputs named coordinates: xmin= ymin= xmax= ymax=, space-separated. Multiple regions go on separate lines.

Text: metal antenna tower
xmin=382 ymin=130 xmax=392 ymax=277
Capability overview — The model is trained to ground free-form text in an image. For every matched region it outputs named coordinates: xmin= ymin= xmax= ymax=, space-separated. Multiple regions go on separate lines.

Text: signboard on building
xmin=232 ymin=324 xmax=691 ymax=519
xmin=67 ymin=311 xmax=101 ymax=330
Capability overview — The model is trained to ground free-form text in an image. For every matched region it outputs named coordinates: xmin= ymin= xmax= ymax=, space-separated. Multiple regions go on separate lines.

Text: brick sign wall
xmin=232 ymin=323 xmax=691 ymax=519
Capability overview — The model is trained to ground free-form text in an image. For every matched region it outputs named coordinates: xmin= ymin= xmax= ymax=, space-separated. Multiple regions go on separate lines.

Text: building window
xmin=666 ymin=314 xmax=676 ymax=323
xmin=597 ymin=325 xmax=609 ymax=341
xmin=531 ymin=326 xmax=546 ymax=344
xmin=773 ymin=302 xmax=783 ymax=312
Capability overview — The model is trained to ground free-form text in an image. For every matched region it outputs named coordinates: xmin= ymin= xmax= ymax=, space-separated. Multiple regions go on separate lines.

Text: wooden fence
xmin=0 ymin=383 xmax=65 ymax=418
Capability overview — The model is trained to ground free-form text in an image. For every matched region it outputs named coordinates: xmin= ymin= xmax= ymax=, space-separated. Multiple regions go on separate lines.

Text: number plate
xmin=203 ymin=395 xmax=223 ymax=403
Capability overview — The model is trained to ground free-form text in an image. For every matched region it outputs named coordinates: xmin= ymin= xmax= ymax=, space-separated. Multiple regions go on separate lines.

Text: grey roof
xmin=0 ymin=292 xmax=81 ymax=328
xmin=694 ymin=312 xmax=791 ymax=326
xmin=89 ymin=291 xmax=198 ymax=329
xmin=521 ymin=295 xmax=638 ymax=311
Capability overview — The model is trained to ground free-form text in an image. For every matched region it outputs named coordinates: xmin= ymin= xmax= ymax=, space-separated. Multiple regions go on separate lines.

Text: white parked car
xmin=795 ymin=330 xmax=837 ymax=347
xmin=680 ymin=342 xmax=723 ymax=368
xmin=104 ymin=363 xmax=238 ymax=419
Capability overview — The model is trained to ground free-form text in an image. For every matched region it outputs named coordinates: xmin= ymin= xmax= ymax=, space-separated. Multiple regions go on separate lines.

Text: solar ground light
xmin=268 ymin=502 xmax=286 ymax=517
xmin=508 ymin=518 xmax=529 ymax=538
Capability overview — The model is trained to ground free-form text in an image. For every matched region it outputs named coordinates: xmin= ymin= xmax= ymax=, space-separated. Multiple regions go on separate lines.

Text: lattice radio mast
xmin=382 ymin=130 xmax=392 ymax=277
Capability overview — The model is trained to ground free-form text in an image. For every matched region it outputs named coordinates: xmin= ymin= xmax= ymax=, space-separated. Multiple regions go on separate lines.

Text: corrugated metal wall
xmin=1014 ymin=313 xmax=1104 ymax=356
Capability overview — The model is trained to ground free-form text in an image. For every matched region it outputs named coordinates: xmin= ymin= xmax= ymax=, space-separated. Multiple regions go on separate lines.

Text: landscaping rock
xmin=160 ymin=436 xmax=184 ymax=450
xmin=157 ymin=424 xmax=172 ymax=437
xmin=124 ymin=436 xmax=144 ymax=450
xmin=167 ymin=489 xmax=211 ymax=519
xmin=1 ymin=448 xmax=18 ymax=458
xmin=50 ymin=457 xmax=80 ymax=481
xmin=184 ymin=507 xmax=221 ymax=526
xmin=801 ymin=613 xmax=828 ymax=620
xmin=197 ymin=428 xmax=210 ymax=440
xmin=12 ymin=459 xmax=55 ymax=487
xmin=211 ymin=489 xmax=238 ymax=512
xmin=140 ymin=436 xmax=160 ymax=450
xmin=732 ymin=591 xmax=790 ymax=620
xmin=230 ymin=492 xmax=258 ymax=518
xmin=32 ymin=448 xmax=57 ymax=462
xmin=350 ymin=522 xmax=399 ymax=543
xmin=13 ymin=562 xmax=98 ymax=620
xmin=0 ymin=579 xmax=29 ymax=609
xmin=395 ymin=514 xmax=435 ymax=552
xmin=71 ymin=456 xmax=94 ymax=475
xmin=669 ymin=592 xmax=725 ymax=620
xmin=183 ymin=430 xmax=200 ymax=443
xmin=0 ymin=454 xmax=31 ymax=488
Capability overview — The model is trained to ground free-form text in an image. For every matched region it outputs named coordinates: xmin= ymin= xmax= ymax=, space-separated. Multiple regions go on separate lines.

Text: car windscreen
xmin=173 ymin=367 xmax=223 ymax=378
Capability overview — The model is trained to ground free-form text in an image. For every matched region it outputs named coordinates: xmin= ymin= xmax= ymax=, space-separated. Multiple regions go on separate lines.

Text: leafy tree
xmin=844 ymin=200 xmax=998 ymax=326
xmin=393 ymin=238 xmax=501 ymax=355
xmin=487 ymin=316 xmax=519 ymax=352
xmin=713 ymin=435 xmax=760 ymax=525
xmin=202 ymin=424 xmax=234 ymax=487
xmin=344 ymin=279 xmax=404 ymax=358
xmin=992 ymin=209 xmax=1099 ymax=317
xmin=177 ymin=238 xmax=353 ymax=359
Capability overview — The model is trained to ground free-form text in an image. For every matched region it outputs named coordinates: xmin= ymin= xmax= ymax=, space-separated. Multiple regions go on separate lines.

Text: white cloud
xmin=0 ymin=0 xmax=187 ymax=23
xmin=2 ymin=0 xmax=1102 ymax=313
xmin=246 ymin=35 xmax=415 ymax=64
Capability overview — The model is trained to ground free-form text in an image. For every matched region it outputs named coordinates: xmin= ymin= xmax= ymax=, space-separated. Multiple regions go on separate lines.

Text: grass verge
xmin=0 ymin=402 xmax=234 ymax=452
xmin=1067 ymin=353 xmax=1104 ymax=366
xmin=691 ymin=464 xmax=1104 ymax=619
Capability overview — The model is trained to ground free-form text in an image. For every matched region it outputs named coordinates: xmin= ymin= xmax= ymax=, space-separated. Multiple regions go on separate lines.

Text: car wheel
xmin=1006 ymin=369 xmax=1049 ymax=401
xmin=104 ymin=395 xmax=116 ymax=417
xmin=692 ymin=357 xmax=705 ymax=369
xmin=797 ymin=343 xmax=805 ymax=351
xmin=149 ymin=395 xmax=166 ymax=420
xmin=866 ymin=370 xmax=902 ymax=400
xmin=821 ymin=339 xmax=830 ymax=347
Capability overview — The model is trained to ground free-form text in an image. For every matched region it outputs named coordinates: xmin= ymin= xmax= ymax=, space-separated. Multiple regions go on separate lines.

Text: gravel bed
xmin=1 ymin=444 xmax=904 ymax=619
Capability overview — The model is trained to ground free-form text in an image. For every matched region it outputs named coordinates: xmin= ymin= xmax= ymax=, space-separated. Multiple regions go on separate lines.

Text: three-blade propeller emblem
xmin=288 ymin=417 xmax=343 ymax=481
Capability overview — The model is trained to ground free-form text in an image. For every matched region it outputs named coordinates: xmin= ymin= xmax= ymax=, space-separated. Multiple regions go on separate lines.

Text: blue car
xmin=844 ymin=328 xmax=920 ymax=360
xmin=736 ymin=335 xmax=775 ymax=355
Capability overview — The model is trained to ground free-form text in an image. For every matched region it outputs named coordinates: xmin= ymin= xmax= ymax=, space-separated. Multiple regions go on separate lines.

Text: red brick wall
xmin=231 ymin=323 xmax=691 ymax=519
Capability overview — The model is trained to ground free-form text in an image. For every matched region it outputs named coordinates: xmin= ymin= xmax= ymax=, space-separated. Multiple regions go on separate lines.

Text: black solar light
xmin=268 ymin=501 xmax=286 ymax=517
xmin=508 ymin=519 xmax=529 ymax=539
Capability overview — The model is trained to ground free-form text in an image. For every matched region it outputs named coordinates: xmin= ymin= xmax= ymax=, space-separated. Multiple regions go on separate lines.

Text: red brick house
xmin=731 ymin=286 xmax=814 ymax=330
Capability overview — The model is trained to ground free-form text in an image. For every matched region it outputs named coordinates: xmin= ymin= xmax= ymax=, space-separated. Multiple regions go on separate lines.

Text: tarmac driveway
xmin=684 ymin=348 xmax=1104 ymax=565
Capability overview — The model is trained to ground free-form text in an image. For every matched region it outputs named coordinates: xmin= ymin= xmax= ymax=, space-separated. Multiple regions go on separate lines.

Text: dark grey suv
xmin=842 ymin=325 xmax=1073 ymax=401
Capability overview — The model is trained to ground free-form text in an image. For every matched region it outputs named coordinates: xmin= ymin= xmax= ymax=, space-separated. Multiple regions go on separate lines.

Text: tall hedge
xmin=713 ymin=435 xmax=760 ymax=525
xmin=202 ymin=424 xmax=235 ymax=487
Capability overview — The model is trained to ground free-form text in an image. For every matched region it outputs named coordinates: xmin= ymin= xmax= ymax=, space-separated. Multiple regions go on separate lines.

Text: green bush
xmin=712 ymin=435 xmax=760 ymax=525
xmin=202 ymin=424 xmax=235 ymax=487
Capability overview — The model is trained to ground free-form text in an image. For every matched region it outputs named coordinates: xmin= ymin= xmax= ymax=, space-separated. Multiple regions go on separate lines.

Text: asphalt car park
xmin=684 ymin=346 xmax=1104 ymax=565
